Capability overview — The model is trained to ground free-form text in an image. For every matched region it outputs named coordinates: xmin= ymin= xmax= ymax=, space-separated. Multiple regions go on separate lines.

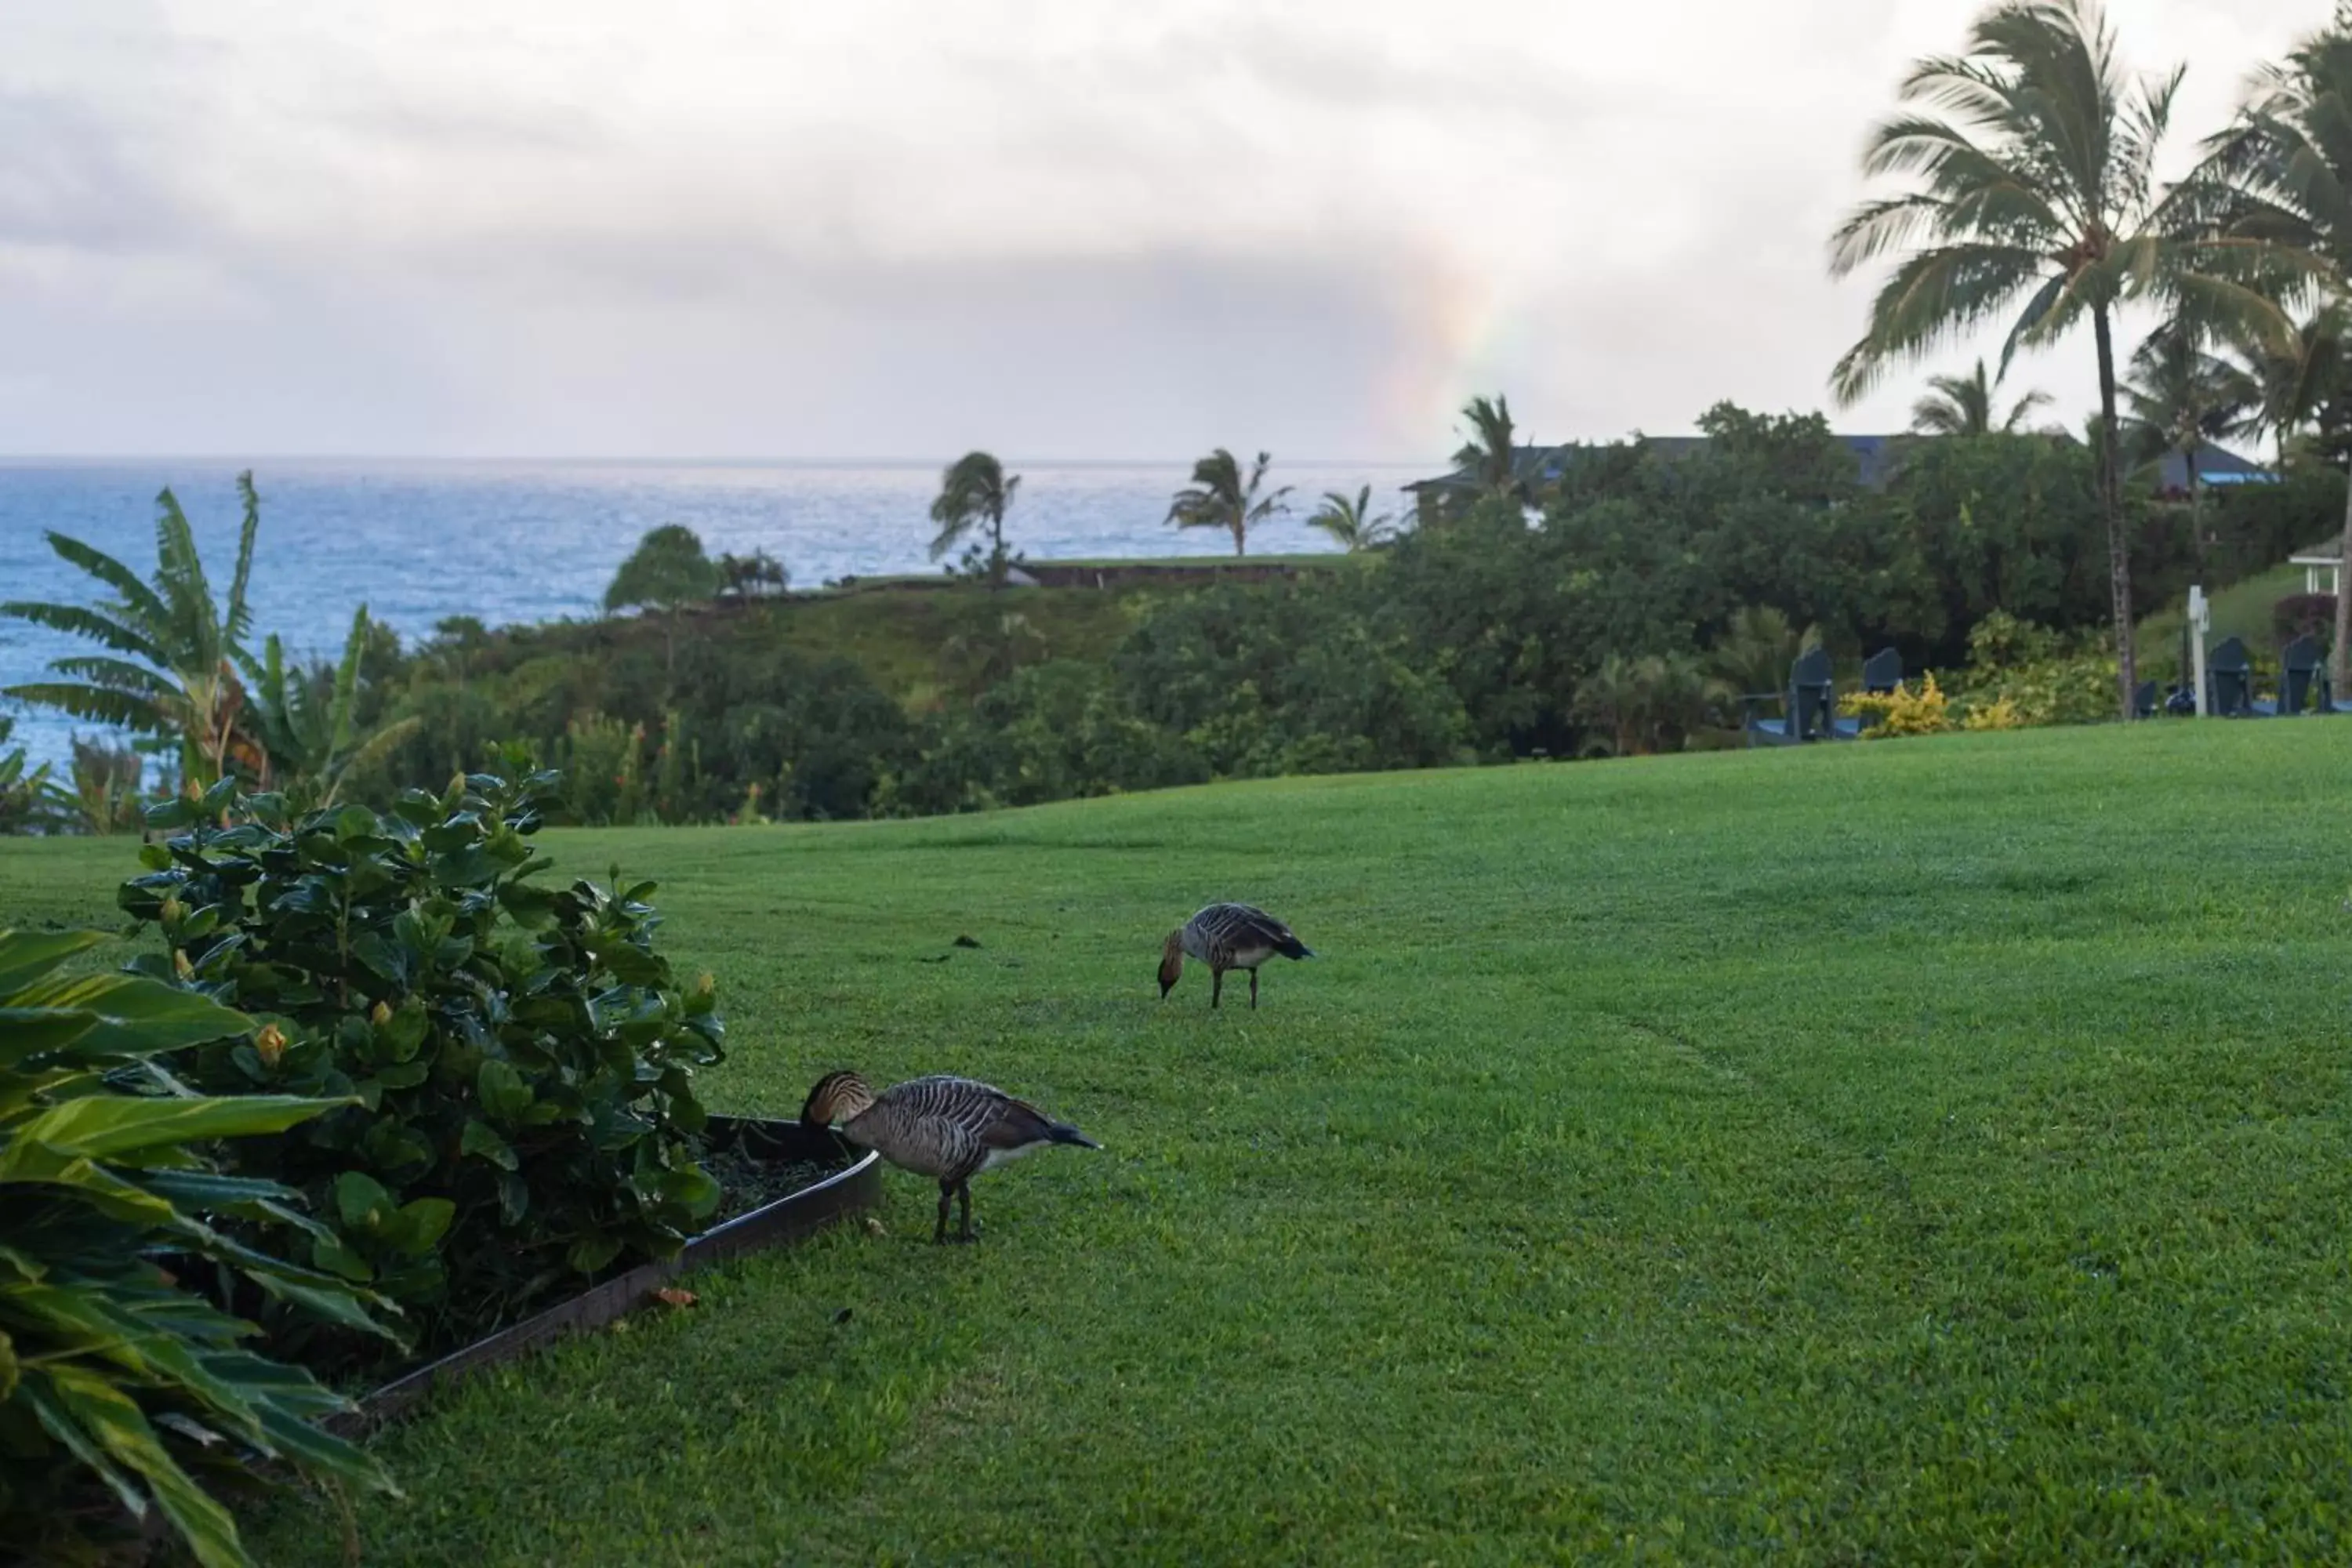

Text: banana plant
xmin=0 ymin=474 xmax=264 ymax=793
xmin=236 ymin=604 xmax=421 ymax=808
xmin=0 ymin=927 xmax=397 ymax=1566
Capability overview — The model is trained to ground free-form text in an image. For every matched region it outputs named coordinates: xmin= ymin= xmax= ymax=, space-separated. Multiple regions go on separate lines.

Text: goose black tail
xmin=1276 ymin=936 xmax=1315 ymax=960
xmin=1050 ymin=1122 xmax=1102 ymax=1151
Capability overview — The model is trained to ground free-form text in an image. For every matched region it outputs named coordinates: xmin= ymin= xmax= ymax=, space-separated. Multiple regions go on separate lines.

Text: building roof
xmin=2152 ymin=444 xmax=2274 ymax=494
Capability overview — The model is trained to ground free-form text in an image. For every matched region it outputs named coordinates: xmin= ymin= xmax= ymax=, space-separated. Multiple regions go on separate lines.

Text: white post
xmin=2188 ymin=586 xmax=2211 ymax=717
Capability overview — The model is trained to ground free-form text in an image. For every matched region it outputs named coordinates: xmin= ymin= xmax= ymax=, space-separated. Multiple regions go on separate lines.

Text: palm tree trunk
xmin=2093 ymin=306 xmax=2136 ymax=720
xmin=1232 ymin=512 xmax=1246 ymax=557
xmin=989 ymin=508 xmax=1007 ymax=588
xmin=2187 ymin=448 xmax=2205 ymax=576
xmin=2332 ymin=460 xmax=2352 ymax=700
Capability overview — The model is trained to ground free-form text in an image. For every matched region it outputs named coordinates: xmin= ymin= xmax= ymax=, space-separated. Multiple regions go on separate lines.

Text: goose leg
xmin=1250 ymin=968 xmax=1259 ymax=1010
xmin=935 ymin=1182 xmax=953 ymax=1245
xmin=956 ymin=1181 xmax=975 ymax=1243
xmin=1211 ymin=968 xmax=1223 ymax=1009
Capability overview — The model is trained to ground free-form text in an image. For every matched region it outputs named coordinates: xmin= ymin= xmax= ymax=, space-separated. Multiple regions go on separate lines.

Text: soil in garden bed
xmin=702 ymin=1140 xmax=848 ymax=1226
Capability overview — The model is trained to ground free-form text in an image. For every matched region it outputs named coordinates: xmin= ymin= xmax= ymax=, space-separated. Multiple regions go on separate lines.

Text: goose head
xmin=1157 ymin=929 xmax=1184 ymax=999
xmin=801 ymin=1069 xmax=877 ymax=1128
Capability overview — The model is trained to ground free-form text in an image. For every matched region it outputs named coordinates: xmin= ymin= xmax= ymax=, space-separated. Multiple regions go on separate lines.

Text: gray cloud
xmin=0 ymin=0 xmax=2328 ymax=458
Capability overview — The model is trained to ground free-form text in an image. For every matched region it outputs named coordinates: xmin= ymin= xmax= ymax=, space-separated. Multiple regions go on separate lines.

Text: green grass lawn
xmin=7 ymin=722 xmax=2352 ymax=1563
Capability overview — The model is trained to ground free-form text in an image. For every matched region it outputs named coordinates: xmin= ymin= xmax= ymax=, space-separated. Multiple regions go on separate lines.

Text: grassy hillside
xmin=6 ymin=722 xmax=2352 ymax=1563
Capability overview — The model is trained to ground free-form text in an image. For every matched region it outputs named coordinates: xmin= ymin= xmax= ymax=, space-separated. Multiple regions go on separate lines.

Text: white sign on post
xmin=2188 ymin=586 xmax=2211 ymax=716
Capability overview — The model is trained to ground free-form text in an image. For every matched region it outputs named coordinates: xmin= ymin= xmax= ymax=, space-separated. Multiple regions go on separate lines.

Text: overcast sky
xmin=0 ymin=0 xmax=2318 ymax=462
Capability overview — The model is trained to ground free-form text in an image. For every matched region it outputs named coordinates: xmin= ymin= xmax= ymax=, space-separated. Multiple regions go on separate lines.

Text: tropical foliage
xmin=0 ymin=927 xmax=394 ymax=1567
xmin=239 ymin=606 xmax=421 ymax=808
xmin=1829 ymin=0 xmax=2279 ymax=717
xmin=1167 ymin=448 xmax=1290 ymax=557
xmin=1305 ymin=485 xmax=1398 ymax=552
xmin=1451 ymin=394 xmax=1523 ymax=501
xmin=119 ymin=771 xmax=726 ymax=1367
xmin=1910 ymin=359 xmax=2053 ymax=436
xmin=1 ymin=475 xmax=262 ymax=789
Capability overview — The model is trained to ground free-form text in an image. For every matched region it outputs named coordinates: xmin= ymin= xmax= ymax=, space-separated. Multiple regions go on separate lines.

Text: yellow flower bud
xmin=694 ymin=972 xmax=716 ymax=998
xmin=370 ymin=1000 xmax=393 ymax=1027
xmin=255 ymin=1023 xmax=287 ymax=1067
xmin=160 ymin=897 xmax=185 ymax=924
xmin=172 ymin=949 xmax=194 ymax=981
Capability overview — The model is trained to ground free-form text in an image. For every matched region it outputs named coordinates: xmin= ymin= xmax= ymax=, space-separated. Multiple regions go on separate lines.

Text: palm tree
xmin=1452 ymin=395 xmax=1522 ymax=499
xmin=0 ymin=474 xmax=261 ymax=789
xmin=2183 ymin=16 xmax=2352 ymax=688
xmin=238 ymin=606 xmax=422 ymax=808
xmin=1306 ymin=485 xmax=1398 ymax=553
xmin=1909 ymin=358 xmax=2054 ymax=435
xmin=1828 ymin=0 xmax=2272 ymax=719
xmin=2122 ymin=318 xmax=2259 ymax=567
xmin=2232 ymin=306 xmax=2348 ymax=470
xmin=1167 ymin=449 xmax=1290 ymax=557
xmin=929 ymin=452 xmax=1022 ymax=585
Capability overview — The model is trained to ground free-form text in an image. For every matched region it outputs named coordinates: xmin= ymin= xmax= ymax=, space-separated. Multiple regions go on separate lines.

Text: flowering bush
xmin=1845 ymin=673 xmax=1955 ymax=738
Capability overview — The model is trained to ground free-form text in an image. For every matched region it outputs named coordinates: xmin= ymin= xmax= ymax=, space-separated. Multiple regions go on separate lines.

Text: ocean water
xmin=0 ymin=458 xmax=1429 ymax=769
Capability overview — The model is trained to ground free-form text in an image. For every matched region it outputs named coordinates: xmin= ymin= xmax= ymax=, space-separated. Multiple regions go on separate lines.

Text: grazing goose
xmin=800 ymin=1071 xmax=1100 ymax=1244
xmin=1159 ymin=902 xmax=1314 ymax=1009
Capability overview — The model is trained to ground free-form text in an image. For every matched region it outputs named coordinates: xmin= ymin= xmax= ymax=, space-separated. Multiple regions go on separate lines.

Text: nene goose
xmin=800 ymin=1071 xmax=1100 ymax=1243
xmin=1158 ymin=902 xmax=1314 ymax=1009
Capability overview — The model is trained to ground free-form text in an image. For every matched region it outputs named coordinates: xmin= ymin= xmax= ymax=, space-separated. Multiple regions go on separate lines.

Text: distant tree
xmin=1829 ymin=0 xmax=2280 ymax=718
xmin=1167 ymin=449 xmax=1290 ymax=557
xmin=717 ymin=550 xmax=789 ymax=597
xmin=1306 ymin=485 xmax=1398 ymax=553
xmin=2121 ymin=317 xmax=2259 ymax=566
xmin=605 ymin=524 xmax=720 ymax=676
xmin=929 ymin=452 xmax=1022 ymax=585
xmin=1910 ymin=358 xmax=2053 ymax=435
xmin=0 ymin=474 xmax=262 ymax=790
xmin=1453 ymin=395 xmax=1523 ymax=500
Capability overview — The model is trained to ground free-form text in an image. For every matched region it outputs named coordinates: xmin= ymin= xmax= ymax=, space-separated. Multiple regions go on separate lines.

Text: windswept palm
xmin=0 ymin=474 xmax=261 ymax=789
xmin=1452 ymin=395 xmax=1522 ymax=499
xmin=1909 ymin=358 xmax=2053 ymax=435
xmin=929 ymin=452 xmax=1022 ymax=584
xmin=1306 ymin=485 xmax=1397 ymax=553
xmin=1828 ymin=0 xmax=2277 ymax=717
xmin=1168 ymin=449 xmax=1290 ymax=557
xmin=2231 ymin=306 xmax=2347 ymax=468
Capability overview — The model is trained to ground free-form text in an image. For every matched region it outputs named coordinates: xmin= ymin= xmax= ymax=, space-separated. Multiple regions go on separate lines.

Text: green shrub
xmin=0 ymin=928 xmax=394 ymax=1567
xmin=117 ymin=771 xmax=726 ymax=1368
xmin=1946 ymin=612 xmax=2119 ymax=727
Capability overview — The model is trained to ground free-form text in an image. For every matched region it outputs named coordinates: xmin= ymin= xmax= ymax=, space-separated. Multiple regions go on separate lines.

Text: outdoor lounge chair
xmin=2206 ymin=637 xmax=2259 ymax=717
xmin=1743 ymin=647 xmax=1859 ymax=746
xmin=2132 ymin=680 xmax=2157 ymax=720
xmin=1860 ymin=648 xmax=1902 ymax=696
xmin=2273 ymin=635 xmax=2321 ymax=715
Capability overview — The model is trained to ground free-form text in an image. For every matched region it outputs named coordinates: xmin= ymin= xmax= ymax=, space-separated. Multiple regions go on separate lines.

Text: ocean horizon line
xmin=0 ymin=453 xmax=1447 ymax=473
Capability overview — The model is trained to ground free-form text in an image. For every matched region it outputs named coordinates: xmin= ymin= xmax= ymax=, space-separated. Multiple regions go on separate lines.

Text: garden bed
xmin=328 ymin=1116 xmax=880 ymax=1435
